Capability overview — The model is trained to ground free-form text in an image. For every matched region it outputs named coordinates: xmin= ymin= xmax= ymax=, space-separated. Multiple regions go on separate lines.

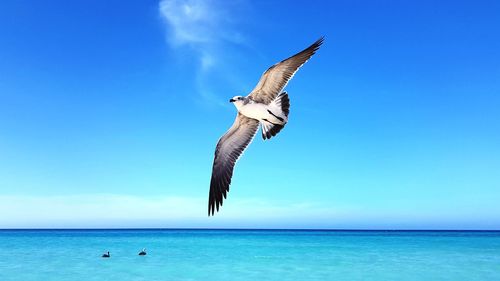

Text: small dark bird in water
xmin=138 ymin=248 xmax=146 ymax=256
xmin=102 ymin=251 xmax=110 ymax=258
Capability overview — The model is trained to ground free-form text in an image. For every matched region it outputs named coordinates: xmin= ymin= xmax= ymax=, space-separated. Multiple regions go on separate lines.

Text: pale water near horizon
xmin=0 ymin=229 xmax=499 ymax=281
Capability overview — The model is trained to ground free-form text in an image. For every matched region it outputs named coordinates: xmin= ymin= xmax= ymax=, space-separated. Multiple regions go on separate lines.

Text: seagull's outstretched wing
xmin=209 ymin=113 xmax=260 ymax=216
xmin=248 ymin=37 xmax=323 ymax=105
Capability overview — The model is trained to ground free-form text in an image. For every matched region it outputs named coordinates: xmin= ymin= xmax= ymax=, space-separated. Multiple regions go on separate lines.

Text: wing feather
xmin=248 ymin=37 xmax=323 ymax=104
xmin=208 ymin=114 xmax=259 ymax=216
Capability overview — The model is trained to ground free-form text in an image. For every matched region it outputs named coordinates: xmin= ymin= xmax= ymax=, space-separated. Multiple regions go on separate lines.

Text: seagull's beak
xmin=229 ymin=99 xmax=235 ymax=103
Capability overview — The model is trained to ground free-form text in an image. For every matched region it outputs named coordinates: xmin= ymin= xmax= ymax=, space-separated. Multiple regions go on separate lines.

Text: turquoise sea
xmin=0 ymin=229 xmax=499 ymax=281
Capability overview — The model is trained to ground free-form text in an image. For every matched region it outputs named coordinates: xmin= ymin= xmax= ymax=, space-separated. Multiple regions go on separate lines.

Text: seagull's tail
xmin=261 ymin=92 xmax=290 ymax=140
xmin=274 ymin=92 xmax=290 ymax=117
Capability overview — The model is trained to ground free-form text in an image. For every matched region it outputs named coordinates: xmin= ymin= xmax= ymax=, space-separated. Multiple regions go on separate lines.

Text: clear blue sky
xmin=0 ymin=0 xmax=499 ymax=229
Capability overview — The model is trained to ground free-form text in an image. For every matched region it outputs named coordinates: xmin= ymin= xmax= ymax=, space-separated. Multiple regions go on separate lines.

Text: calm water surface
xmin=0 ymin=229 xmax=499 ymax=281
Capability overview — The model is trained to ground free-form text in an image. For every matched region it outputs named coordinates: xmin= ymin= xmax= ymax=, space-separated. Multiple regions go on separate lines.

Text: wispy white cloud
xmin=159 ymin=0 xmax=244 ymax=46
xmin=159 ymin=0 xmax=249 ymax=106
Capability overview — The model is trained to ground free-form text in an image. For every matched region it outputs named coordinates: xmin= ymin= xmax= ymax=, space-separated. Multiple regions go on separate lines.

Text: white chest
xmin=238 ymin=103 xmax=269 ymax=120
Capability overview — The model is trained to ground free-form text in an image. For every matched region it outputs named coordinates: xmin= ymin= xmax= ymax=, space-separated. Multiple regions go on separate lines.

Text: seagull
xmin=208 ymin=37 xmax=323 ymax=216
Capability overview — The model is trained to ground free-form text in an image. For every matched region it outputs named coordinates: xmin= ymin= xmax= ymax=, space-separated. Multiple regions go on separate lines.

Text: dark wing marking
xmin=208 ymin=113 xmax=259 ymax=216
xmin=261 ymin=120 xmax=285 ymax=140
xmin=248 ymin=37 xmax=323 ymax=105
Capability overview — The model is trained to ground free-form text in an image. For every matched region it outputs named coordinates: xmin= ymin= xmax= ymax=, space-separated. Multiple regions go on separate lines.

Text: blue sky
xmin=0 ymin=0 xmax=499 ymax=229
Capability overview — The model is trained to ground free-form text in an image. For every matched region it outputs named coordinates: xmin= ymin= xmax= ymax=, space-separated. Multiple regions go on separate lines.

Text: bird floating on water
xmin=208 ymin=37 xmax=324 ymax=216
xmin=138 ymin=248 xmax=147 ymax=256
xmin=102 ymin=251 xmax=110 ymax=258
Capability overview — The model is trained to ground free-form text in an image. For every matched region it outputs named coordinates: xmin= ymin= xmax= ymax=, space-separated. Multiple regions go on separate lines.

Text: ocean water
xmin=0 ymin=230 xmax=499 ymax=281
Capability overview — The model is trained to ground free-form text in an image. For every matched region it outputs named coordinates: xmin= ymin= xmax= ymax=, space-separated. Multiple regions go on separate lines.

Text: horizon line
xmin=1 ymin=228 xmax=500 ymax=232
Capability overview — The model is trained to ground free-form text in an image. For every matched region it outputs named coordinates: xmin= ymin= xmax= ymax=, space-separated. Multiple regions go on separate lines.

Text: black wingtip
xmin=312 ymin=36 xmax=324 ymax=51
xmin=208 ymin=196 xmax=217 ymax=216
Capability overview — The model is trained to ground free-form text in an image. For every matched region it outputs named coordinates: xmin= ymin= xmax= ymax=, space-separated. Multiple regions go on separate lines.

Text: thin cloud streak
xmin=1 ymin=194 xmax=497 ymax=229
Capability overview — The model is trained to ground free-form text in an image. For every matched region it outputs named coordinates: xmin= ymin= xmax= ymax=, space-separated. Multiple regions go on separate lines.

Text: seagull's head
xmin=229 ymin=96 xmax=246 ymax=108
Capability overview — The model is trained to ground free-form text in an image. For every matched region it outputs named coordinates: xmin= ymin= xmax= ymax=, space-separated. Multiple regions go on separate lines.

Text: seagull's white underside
xmin=234 ymin=100 xmax=287 ymax=125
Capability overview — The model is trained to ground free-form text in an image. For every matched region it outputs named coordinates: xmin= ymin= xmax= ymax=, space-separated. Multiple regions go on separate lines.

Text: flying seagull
xmin=208 ymin=37 xmax=324 ymax=216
